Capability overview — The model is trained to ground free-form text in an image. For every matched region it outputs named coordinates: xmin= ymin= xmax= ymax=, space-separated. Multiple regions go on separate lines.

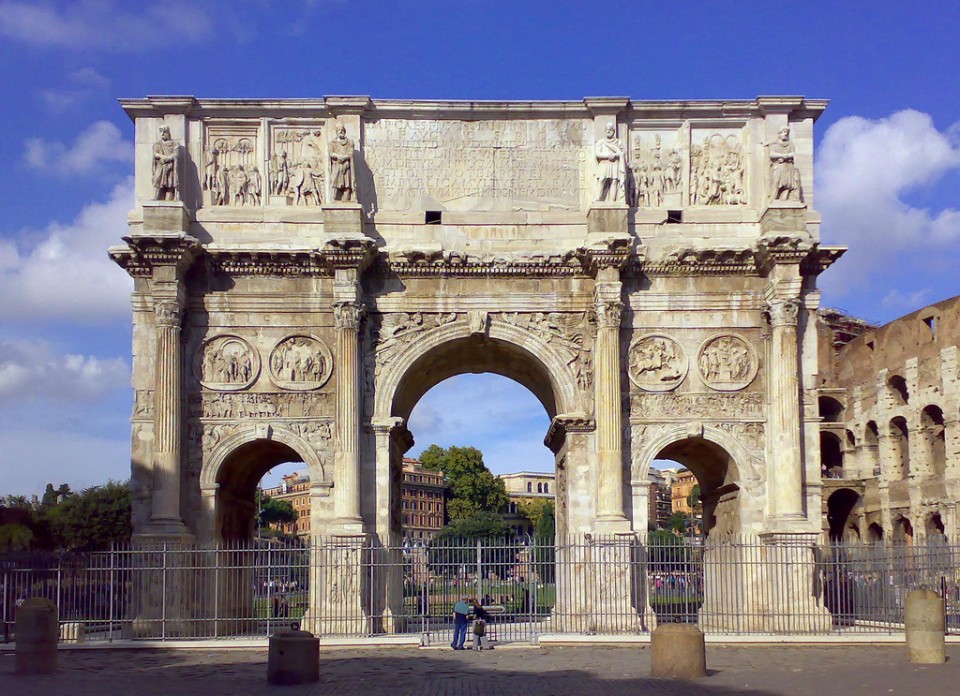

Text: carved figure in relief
xmin=151 ymin=125 xmax=181 ymax=200
xmin=329 ymin=123 xmax=356 ymax=201
xmin=628 ymin=336 xmax=686 ymax=391
xmin=271 ymin=151 xmax=290 ymax=196
xmin=501 ymin=312 xmax=593 ymax=391
xmin=202 ymin=148 xmax=220 ymax=195
xmin=698 ymin=335 xmax=755 ymax=391
xmin=216 ymin=162 xmax=230 ymax=205
xmin=690 ymin=134 xmax=744 ymax=206
xmin=247 ymin=167 xmax=262 ymax=205
xmin=270 ymin=336 xmax=332 ymax=389
xmin=768 ymin=127 xmax=802 ymax=202
xmin=594 ymin=123 xmax=625 ymax=202
xmin=199 ymin=337 xmax=257 ymax=388
xmin=232 ymin=166 xmax=249 ymax=206
xmin=629 ymin=135 xmax=681 ymax=208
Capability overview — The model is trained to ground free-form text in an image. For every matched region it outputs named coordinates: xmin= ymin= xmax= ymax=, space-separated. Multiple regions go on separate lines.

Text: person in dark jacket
xmin=470 ymin=597 xmax=492 ymax=651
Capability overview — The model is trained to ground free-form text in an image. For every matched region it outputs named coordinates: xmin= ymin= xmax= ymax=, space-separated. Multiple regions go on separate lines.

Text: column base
xmin=593 ymin=516 xmax=632 ymax=535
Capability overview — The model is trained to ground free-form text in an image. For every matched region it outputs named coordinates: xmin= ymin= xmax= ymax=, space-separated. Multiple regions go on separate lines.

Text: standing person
xmin=470 ymin=598 xmax=492 ymax=651
xmin=451 ymin=595 xmax=472 ymax=650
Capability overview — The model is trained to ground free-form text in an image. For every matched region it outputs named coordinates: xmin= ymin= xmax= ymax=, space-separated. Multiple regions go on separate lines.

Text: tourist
xmin=451 ymin=595 xmax=472 ymax=650
xmin=470 ymin=597 xmax=491 ymax=651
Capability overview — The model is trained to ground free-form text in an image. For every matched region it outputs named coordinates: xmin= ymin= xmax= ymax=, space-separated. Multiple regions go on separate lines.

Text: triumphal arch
xmin=111 ymin=95 xmax=843 ymax=633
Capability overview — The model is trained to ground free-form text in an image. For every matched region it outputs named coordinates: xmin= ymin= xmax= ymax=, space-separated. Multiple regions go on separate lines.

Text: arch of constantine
xmin=110 ymin=95 xmax=844 ymax=634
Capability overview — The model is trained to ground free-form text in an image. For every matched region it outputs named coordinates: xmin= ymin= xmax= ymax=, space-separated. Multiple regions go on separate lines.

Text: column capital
xmin=153 ymin=298 xmax=183 ymax=328
xmin=767 ymin=298 xmax=800 ymax=327
xmin=595 ymin=299 xmax=623 ymax=329
xmin=110 ymin=233 xmax=201 ymax=280
xmin=333 ymin=301 xmax=364 ymax=330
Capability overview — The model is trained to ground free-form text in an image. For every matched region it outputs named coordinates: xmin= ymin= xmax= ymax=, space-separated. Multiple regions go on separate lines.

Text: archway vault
xmin=374 ymin=319 xmax=587 ymax=422
xmin=200 ymin=423 xmax=331 ymax=493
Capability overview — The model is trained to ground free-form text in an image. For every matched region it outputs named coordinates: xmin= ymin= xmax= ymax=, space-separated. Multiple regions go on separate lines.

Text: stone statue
xmin=152 ymin=125 xmax=181 ymax=200
xmin=202 ymin=148 xmax=219 ymax=195
xmin=329 ymin=123 xmax=356 ymax=201
xmin=769 ymin=127 xmax=802 ymax=202
xmin=594 ymin=122 xmax=625 ymax=202
xmin=272 ymin=151 xmax=290 ymax=196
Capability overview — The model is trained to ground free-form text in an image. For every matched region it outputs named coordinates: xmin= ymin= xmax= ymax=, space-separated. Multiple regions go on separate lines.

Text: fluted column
xmin=150 ymin=298 xmax=187 ymax=531
xmin=768 ymin=298 xmax=804 ymax=520
xmin=334 ymin=300 xmax=364 ymax=530
xmin=594 ymin=283 xmax=627 ymax=525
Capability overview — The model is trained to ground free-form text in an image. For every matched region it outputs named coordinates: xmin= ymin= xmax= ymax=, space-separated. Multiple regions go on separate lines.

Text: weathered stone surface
xmin=650 ymin=622 xmax=706 ymax=679
xmin=267 ymin=629 xmax=320 ymax=685
xmin=15 ymin=597 xmax=58 ymax=675
xmin=905 ymin=589 xmax=946 ymax=664
xmin=112 ymin=94 xmax=838 ymax=634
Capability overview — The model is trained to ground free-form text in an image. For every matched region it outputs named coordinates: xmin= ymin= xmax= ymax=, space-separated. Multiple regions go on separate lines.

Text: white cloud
xmin=24 ymin=120 xmax=132 ymax=174
xmin=816 ymin=110 xmax=960 ymax=299
xmin=40 ymin=67 xmax=111 ymax=110
xmin=0 ymin=179 xmax=134 ymax=323
xmin=0 ymin=0 xmax=212 ymax=51
xmin=881 ymin=288 xmax=931 ymax=311
xmin=0 ymin=339 xmax=129 ymax=407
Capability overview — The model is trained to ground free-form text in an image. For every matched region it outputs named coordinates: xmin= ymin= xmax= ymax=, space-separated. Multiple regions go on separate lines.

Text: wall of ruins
xmin=817 ymin=296 xmax=960 ymax=542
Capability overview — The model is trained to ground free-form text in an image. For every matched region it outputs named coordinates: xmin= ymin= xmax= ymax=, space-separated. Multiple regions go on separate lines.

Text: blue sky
xmin=1 ymin=1 xmax=959 ymax=494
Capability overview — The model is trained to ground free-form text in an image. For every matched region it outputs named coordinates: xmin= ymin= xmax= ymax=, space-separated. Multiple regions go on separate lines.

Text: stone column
xmin=767 ymin=298 xmax=805 ymax=522
xmin=149 ymin=297 xmax=189 ymax=534
xmin=333 ymin=300 xmax=364 ymax=532
xmin=594 ymin=276 xmax=628 ymax=528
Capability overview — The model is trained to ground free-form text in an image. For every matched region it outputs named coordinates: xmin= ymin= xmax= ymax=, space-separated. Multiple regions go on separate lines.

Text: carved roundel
xmin=195 ymin=335 xmax=260 ymax=391
xmin=627 ymin=334 xmax=687 ymax=392
xmin=269 ymin=334 xmax=333 ymax=391
xmin=697 ymin=334 xmax=759 ymax=392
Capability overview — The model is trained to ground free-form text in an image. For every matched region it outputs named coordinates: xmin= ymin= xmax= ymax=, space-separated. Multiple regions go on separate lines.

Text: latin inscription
xmin=364 ymin=119 xmax=586 ymax=207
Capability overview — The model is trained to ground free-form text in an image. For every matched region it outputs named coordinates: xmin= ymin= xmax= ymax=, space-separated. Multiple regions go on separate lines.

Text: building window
xmin=544 ymin=483 xmax=549 ymax=493
xmin=527 ymin=482 xmax=532 ymax=493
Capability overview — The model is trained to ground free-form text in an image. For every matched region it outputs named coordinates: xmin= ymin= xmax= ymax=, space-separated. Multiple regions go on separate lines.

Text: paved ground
xmin=1 ymin=644 xmax=958 ymax=696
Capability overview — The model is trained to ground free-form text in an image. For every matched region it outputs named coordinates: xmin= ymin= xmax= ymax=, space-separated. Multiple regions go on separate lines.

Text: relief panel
xmin=628 ymin=129 xmax=684 ymax=209
xmin=627 ymin=334 xmax=687 ymax=392
xmin=194 ymin=335 xmax=260 ymax=391
xmin=697 ymin=334 xmax=759 ymax=392
xmin=267 ymin=124 xmax=325 ymax=206
xmin=690 ymin=127 xmax=747 ymax=206
xmin=269 ymin=335 xmax=334 ymax=391
xmin=202 ymin=124 xmax=261 ymax=207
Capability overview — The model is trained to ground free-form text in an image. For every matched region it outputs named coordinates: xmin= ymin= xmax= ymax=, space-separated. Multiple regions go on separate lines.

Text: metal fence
xmin=2 ymin=535 xmax=958 ymax=644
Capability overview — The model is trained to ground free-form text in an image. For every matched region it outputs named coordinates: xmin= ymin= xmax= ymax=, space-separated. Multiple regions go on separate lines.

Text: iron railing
xmin=2 ymin=535 xmax=957 ymax=644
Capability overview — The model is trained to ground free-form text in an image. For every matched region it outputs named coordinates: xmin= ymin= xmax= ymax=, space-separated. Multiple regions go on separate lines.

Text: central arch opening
xmin=390 ymin=333 xmax=566 ymax=644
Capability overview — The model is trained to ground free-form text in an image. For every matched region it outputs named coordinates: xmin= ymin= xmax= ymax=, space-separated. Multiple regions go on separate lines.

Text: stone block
xmin=650 ymin=622 xmax=706 ymax=679
xmin=905 ymin=588 xmax=945 ymax=664
xmin=322 ymin=203 xmax=364 ymax=237
xmin=141 ymin=200 xmax=191 ymax=235
xmin=586 ymin=204 xmax=628 ymax=236
xmin=267 ymin=628 xmax=320 ymax=686
xmin=15 ymin=597 xmax=59 ymax=675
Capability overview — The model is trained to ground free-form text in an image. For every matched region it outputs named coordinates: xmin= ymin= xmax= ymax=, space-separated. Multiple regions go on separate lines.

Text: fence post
xmin=213 ymin=546 xmax=220 ymax=639
xmin=161 ymin=542 xmax=167 ymax=641
xmin=476 ymin=539 xmax=482 ymax=601
xmin=108 ymin=544 xmax=115 ymax=642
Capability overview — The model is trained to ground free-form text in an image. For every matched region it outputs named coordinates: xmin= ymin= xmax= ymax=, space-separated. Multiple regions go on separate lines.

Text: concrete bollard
xmin=267 ymin=628 xmax=320 ymax=686
xmin=15 ymin=598 xmax=59 ymax=675
xmin=651 ymin=622 xmax=706 ymax=679
xmin=905 ymin=588 xmax=945 ymax=664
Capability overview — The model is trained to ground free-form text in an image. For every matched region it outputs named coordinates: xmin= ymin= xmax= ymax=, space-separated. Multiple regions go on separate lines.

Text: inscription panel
xmin=364 ymin=119 xmax=587 ymax=210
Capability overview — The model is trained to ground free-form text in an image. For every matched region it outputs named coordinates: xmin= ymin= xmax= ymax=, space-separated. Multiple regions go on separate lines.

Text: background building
xmin=499 ymin=472 xmax=556 ymax=536
xmin=401 ymin=458 xmax=445 ymax=541
xmin=260 ymin=472 xmax=311 ymax=538
xmin=647 ymin=469 xmax=673 ymax=530
xmin=816 ymin=297 xmax=960 ymax=543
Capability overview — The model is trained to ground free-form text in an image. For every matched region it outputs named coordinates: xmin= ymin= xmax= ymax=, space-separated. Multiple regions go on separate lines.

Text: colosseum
xmin=817 ymin=296 xmax=960 ymax=543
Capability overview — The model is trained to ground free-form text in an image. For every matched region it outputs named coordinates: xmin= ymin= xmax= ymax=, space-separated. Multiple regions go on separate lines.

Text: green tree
xmin=426 ymin=511 xmax=510 ymax=573
xmin=0 ymin=523 xmax=34 ymax=551
xmin=419 ymin=445 xmax=509 ymax=520
xmin=517 ymin=497 xmax=553 ymax=530
xmin=46 ymin=481 xmax=131 ymax=551
xmin=258 ymin=494 xmax=297 ymax=528
xmin=533 ymin=502 xmax=556 ymax=583
xmin=667 ymin=511 xmax=690 ymax=535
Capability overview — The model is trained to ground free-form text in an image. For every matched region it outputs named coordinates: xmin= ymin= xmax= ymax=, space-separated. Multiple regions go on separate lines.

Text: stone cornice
xmin=374 ymin=250 xmax=591 ymax=278
xmin=205 ymin=249 xmax=331 ymax=277
xmin=109 ymin=234 xmax=201 ymax=277
xmin=321 ymin=237 xmax=378 ymax=271
xmin=578 ymin=236 xmax=636 ymax=275
xmin=801 ymin=246 xmax=846 ymax=277
xmin=544 ymin=414 xmax=596 ymax=453
xmin=756 ymin=235 xmax=815 ymax=274
xmin=631 ymin=247 xmax=758 ymax=277
xmin=120 ymin=95 xmax=829 ymax=123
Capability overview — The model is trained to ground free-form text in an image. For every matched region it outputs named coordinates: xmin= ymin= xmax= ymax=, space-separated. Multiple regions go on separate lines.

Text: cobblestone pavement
xmin=2 ymin=645 xmax=958 ymax=696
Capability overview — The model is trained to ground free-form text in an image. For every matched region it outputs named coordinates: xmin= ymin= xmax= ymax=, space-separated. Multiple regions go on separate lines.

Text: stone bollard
xmin=905 ymin=588 xmax=945 ymax=664
xmin=267 ymin=627 xmax=320 ymax=686
xmin=651 ymin=622 xmax=706 ymax=679
xmin=15 ymin=598 xmax=59 ymax=675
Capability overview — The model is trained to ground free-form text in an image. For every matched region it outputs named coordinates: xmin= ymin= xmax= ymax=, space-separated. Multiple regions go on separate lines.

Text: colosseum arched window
xmin=889 ymin=416 xmax=910 ymax=479
xmin=920 ymin=405 xmax=946 ymax=478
